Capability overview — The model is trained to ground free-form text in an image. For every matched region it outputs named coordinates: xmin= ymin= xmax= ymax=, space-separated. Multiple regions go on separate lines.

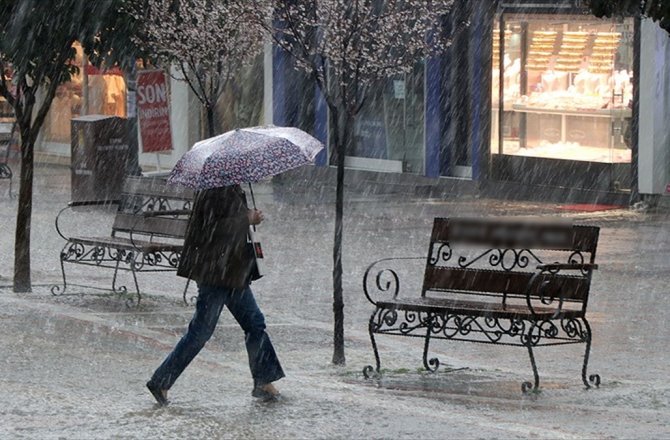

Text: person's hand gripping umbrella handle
xmin=248 ymin=208 xmax=264 ymax=226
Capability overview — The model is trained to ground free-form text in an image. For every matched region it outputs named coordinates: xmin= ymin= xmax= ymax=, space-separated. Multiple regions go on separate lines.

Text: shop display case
xmin=495 ymin=19 xmax=633 ymax=162
xmin=491 ymin=14 xmax=634 ymax=191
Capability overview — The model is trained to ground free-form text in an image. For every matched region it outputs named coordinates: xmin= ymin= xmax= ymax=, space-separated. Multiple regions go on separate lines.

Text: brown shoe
xmin=146 ymin=381 xmax=169 ymax=406
xmin=252 ymin=382 xmax=280 ymax=401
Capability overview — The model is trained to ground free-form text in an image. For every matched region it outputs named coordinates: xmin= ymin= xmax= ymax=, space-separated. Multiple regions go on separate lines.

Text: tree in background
xmin=81 ymin=0 xmax=151 ymax=177
xmin=0 ymin=0 xmax=122 ymax=293
xmin=254 ymin=0 xmax=464 ymax=365
xmin=140 ymin=0 xmax=268 ymax=138
xmin=587 ymin=0 xmax=670 ymax=33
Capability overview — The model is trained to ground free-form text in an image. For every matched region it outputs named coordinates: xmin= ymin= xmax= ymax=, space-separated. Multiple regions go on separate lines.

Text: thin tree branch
xmin=178 ymin=59 xmax=206 ymax=105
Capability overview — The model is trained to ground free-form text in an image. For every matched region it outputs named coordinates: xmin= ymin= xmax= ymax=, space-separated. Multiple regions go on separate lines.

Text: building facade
xmin=269 ymin=1 xmax=670 ymax=203
xmin=29 ymin=1 xmax=670 ymax=203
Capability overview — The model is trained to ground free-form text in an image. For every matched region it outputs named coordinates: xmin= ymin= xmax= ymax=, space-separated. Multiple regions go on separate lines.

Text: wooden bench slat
xmin=112 ymin=213 xmax=189 ymax=238
xmin=122 ymin=176 xmax=194 ymax=200
xmin=422 ymin=267 xmax=590 ymax=301
xmin=69 ymin=236 xmax=183 ymax=253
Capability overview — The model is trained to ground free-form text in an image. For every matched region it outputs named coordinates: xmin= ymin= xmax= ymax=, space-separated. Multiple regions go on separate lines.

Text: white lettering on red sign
xmin=137 ymin=83 xmax=168 ymax=105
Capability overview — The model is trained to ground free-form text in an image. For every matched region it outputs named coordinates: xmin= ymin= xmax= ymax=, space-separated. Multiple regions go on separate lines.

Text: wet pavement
xmin=0 ymin=163 xmax=669 ymax=439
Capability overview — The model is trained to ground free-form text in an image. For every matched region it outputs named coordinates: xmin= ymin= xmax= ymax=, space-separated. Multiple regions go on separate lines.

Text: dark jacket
xmin=177 ymin=185 xmax=259 ymax=288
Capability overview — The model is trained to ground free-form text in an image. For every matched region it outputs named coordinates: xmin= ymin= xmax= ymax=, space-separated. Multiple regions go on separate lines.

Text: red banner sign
xmin=137 ymin=70 xmax=172 ymax=153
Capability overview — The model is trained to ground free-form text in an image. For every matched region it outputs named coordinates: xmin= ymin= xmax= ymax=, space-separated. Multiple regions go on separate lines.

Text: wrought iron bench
xmin=51 ymin=176 xmax=194 ymax=306
xmin=362 ymin=217 xmax=601 ymax=393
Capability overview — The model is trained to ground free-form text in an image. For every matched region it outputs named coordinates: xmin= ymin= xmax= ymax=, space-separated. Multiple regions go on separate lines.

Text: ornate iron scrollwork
xmin=50 ymin=240 xmax=182 ymax=307
xmin=398 ymin=311 xmax=432 ymax=335
xmin=0 ymin=164 xmax=12 ymax=179
xmin=428 ymin=242 xmax=452 ymax=266
xmin=567 ymin=251 xmax=593 ymax=276
xmin=362 ymin=363 xmax=386 ymax=379
xmin=457 ymin=248 xmax=541 ymax=271
xmin=362 ymin=257 xmax=423 ymax=305
xmin=60 ymin=242 xmax=85 ymax=262
xmin=561 ymin=318 xmax=587 ymax=341
xmin=522 ymin=320 xmax=559 ymax=346
xmin=373 ymin=309 xmax=588 ymax=348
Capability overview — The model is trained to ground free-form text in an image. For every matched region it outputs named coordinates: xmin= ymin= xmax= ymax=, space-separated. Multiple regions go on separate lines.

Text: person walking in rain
xmin=146 ymin=184 xmax=284 ymax=406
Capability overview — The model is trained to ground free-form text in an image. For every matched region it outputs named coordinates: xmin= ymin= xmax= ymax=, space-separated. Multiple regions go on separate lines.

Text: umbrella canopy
xmin=168 ymin=125 xmax=325 ymax=190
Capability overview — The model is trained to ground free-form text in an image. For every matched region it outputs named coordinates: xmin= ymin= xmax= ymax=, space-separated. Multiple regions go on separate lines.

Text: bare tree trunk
xmin=206 ymin=105 xmax=216 ymax=138
xmin=332 ymin=107 xmax=348 ymax=365
xmin=13 ymin=129 xmax=34 ymax=292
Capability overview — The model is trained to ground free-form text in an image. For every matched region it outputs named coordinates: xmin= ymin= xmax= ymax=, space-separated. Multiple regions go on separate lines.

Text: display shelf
xmin=587 ymin=31 xmax=620 ymax=74
xmin=491 ymin=102 xmax=514 ymax=112
xmin=501 ymin=142 xmax=631 ymax=163
xmin=512 ymin=104 xmax=631 ymax=118
xmin=492 ymin=28 xmax=514 ymax=64
xmin=526 ymin=30 xmax=558 ymax=71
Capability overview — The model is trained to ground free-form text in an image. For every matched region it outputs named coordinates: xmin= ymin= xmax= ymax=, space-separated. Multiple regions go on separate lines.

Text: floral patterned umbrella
xmin=168 ymin=125 xmax=325 ymax=190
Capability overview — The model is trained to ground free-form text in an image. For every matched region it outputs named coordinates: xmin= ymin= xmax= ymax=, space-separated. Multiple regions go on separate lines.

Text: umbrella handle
xmin=248 ymin=183 xmax=257 ymax=232
xmin=247 ymin=183 xmax=257 ymax=209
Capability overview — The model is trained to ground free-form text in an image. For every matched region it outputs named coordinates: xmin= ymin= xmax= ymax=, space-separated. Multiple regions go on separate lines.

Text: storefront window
xmin=42 ymin=43 xmax=127 ymax=146
xmin=345 ymin=62 xmax=425 ymax=174
xmin=491 ymin=14 xmax=634 ymax=164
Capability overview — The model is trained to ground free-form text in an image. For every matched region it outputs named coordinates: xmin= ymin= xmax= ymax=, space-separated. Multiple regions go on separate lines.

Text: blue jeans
xmin=149 ymin=284 xmax=285 ymax=390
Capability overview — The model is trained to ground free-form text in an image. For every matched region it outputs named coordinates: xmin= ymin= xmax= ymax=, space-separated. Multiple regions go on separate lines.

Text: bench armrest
xmin=536 ymin=263 xmax=598 ymax=273
xmin=67 ymin=200 xmax=120 ymax=207
xmin=54 ymin=200 xmax=120 ymax=241
xmin=363 ymin=257 xmax=424 ymax=306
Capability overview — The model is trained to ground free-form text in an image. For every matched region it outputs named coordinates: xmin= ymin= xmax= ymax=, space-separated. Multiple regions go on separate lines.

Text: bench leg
xmin=111 ymin=253 xmax=141 ymax=307
xmin=581 ymin=317 xmax=601 ymax=389
xmin=522 ymin=322 xmax=540 ymax=393
xmin=111 ymin=257 xmax=128 ymax=296
xmin=363 ymin=308 xmax=382 ymax=379
xmin=50 ymin=244 xmax=71 ymax=296
xmin=128 ymin=258 xmax=142 ymax=307
xmin=422 ymin=313 xmax=440 ymax=373
xmin=0 ymin=164 xmax=12 ymax=198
